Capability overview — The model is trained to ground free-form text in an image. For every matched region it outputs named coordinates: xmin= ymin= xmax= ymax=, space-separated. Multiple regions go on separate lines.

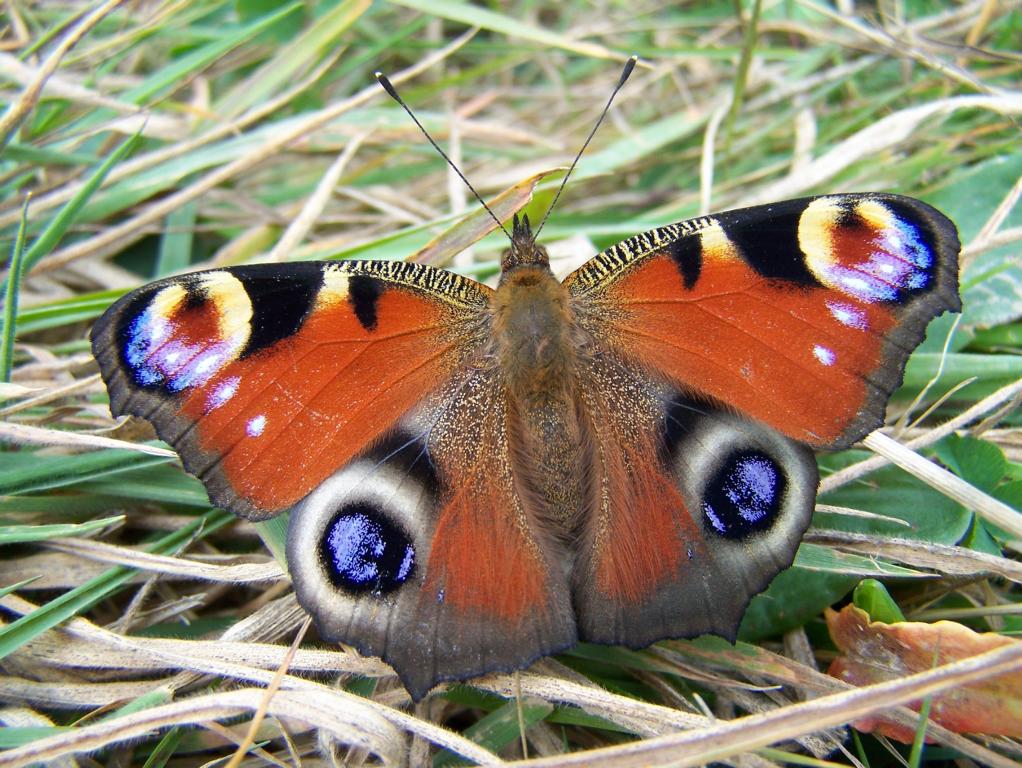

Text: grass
xmin=1 ymin=0 xmax=1021 ymax=765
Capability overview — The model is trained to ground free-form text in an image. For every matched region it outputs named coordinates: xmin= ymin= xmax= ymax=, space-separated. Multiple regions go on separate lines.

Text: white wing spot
xmin=813 ymin=345 xmax=836 ymax=366
xmin=246 ymin=414 xmax=266 ymax=437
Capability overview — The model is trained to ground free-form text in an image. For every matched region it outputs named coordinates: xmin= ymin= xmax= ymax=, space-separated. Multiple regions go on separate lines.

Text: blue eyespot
xmin=702 ymin=450 xmax=785 ymax=539
xmin=320 ymin=506 xmax=415 ymax=595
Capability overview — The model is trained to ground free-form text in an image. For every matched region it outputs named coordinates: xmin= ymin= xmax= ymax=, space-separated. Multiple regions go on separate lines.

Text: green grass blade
xmin=19 ymin=130 xmax=143 ymax=273
xmin=155 ymin=200 xmax=196 ymax=276
xmin=724 ymin=0 xmax=763 ymax=144
xmin=215 ymin=0 xmax=371 ymax=118
xmin=0 ymin=516 xmax=124 ymax=544
xmin=388 ymin=0 xmax=622 ymax=59
xmin=121 ymin=3 xmax=305 ymax=106
xmin=0 ymin=196 xmax=30 ymax=382
xmin=0 ymin=449 xmax=174 ymax=496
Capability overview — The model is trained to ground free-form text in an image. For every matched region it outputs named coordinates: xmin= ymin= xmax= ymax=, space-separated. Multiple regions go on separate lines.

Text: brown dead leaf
xmin=826 ymin=604 xmax=1022 ymax=742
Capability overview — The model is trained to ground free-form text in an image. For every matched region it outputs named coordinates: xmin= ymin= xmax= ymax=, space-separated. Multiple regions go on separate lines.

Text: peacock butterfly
xmin=90 ymin=69 xmax=961 ymax=701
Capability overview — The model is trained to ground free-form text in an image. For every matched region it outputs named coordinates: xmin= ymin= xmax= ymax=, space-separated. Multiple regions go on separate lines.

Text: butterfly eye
xmin=701 ymin=450 xmax=786 ymax=538
xmin=320 ymin=504 xmax=416 ymax=595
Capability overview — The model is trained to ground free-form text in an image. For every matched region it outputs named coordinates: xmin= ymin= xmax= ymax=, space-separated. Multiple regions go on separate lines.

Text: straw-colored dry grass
xmin=2 ymin=1 xmax=1021 ymax=766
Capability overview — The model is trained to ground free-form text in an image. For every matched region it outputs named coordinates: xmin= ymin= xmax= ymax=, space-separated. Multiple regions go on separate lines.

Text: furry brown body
xmin=492 ymin=230 xmax=587 ymax=531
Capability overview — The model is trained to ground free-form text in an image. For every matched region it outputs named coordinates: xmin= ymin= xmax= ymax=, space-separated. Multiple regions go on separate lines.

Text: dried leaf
xmin=826 ymin=604 xmax=1022 ymax=741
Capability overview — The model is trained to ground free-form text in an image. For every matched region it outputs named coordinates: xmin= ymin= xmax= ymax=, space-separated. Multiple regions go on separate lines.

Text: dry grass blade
xmin=806 ymin=530 xmax=1022 ymax=583
xmin=0 ymin=421 xmax=176 ymax=456
xmin=507 ymin=643 xmax=1022 ymax=767
xmin=821 ymin=376 xmax=1022 ymax=493
xmin=0 ymin=687 xmax=407 ymax=768
xmin=265 ymin=131 xmax=370 ymax=263
xmin=749 ymin=95 xmax=1022 ymax=204
xmin=0 ymin=0 xmax=126 ymax=148
xmin=42 ymin=538 xmax=285 ymax=582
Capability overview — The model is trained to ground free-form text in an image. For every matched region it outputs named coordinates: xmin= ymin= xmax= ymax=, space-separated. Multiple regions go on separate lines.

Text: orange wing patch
xmin=426 ymin=481 xmax=552 ymax=622
xmin=604 ymin=254 xmax=896 ymax=447
xmin=181 ymin=287 xmax=468 ymax=511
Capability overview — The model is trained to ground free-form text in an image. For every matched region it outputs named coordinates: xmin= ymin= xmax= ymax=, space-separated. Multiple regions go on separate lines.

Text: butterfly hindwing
xmin=91 ymin=260 xmax=492 ymax=520
xmin=567 ymin=193 xmax=961 ymax=450
xmin=286 ymin=366 xmax=576 ymax=700
xmin=573 ymin=356 xmax=817 ymax=645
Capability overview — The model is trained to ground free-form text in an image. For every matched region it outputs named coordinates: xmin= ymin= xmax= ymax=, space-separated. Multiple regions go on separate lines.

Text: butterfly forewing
xmin=567 ymin=193 xmax=961 ymax=450
xmin=91 ymin=261 xmax=492 ymax=519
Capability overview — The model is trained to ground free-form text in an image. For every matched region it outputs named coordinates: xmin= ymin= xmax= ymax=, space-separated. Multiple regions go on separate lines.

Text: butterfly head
xmin=500 ymin=213 xmax=550 ymax=277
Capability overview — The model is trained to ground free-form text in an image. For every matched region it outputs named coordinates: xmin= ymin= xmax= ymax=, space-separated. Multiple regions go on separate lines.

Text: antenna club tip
xmin=375 ymin=72 xmax=400 ymax=100
xmin=619 ymin=56 xmax=637 ymax=84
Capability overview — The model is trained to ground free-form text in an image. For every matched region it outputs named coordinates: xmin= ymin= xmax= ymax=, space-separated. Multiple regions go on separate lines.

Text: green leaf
xmin=933 ymin=434 xmax=1007 ymax=493
xmin=818 ymin=456 xmax=973 ymax=544
xmin=15 ymin=289 xmax=123 ymax=334
xmin=121 ymin=3 xmax=305 ymax=105
xmin=739 ymin=569 xmax=858 ymax=641
xmin=902 ymin=353 xmax=1022 ymax=399
xmin=141 ymin=727 xmax=184 ymax=768
xmin=931 ymin=153 xmax=1022 ymax=329
xmin=433 ymin=697 xmax=554 ymax=767
xmin=99 ymin=686 xmax=174 ymax=722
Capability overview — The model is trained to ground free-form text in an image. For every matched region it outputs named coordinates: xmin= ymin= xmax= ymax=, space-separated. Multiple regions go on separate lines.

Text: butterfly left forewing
xmin=91 ymin=260 xmax=492 ymax=520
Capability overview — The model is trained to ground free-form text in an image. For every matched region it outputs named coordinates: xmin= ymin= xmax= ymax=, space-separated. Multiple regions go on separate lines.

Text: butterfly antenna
xmin=532 ymin=55 xmax=637 ymax=242
xmin=375 ymin=72 xmax=513 ymax=242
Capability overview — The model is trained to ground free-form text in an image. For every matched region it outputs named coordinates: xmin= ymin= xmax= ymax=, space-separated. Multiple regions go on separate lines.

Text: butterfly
xmin=91 ymin=192 xmax=960 ymax=701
